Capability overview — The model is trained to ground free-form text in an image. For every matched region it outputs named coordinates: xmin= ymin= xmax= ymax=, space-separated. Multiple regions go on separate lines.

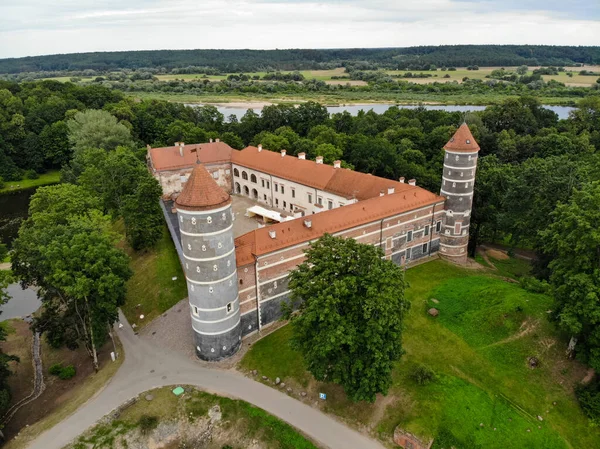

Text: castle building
xmin=149 ymin=124 xmax=480 ymax=361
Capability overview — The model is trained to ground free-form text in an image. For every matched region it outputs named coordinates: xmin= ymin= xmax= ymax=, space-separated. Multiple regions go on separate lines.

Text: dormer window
xmin=466 ymin=139 xmax=471 ymax=144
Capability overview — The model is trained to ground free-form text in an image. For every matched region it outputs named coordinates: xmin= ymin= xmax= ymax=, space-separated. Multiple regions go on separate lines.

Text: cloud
xmin=0 ymin=0 xmax=598 ymax=58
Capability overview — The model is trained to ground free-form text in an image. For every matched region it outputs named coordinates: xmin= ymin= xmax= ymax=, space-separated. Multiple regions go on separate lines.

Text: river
xmin=187 ymin=103 xmax=576 ymax=121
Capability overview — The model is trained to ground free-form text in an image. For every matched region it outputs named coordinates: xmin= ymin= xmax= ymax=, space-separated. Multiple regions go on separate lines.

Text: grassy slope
xmin=0 ymin=171 xmax=60 ymax=194
xmin=73 ymin=386 xmax=319 ymax=449
xmin=118 ymin=223 xmax=187 ymax=328
xmin=240 ymin=259 xmax=599 ymax=449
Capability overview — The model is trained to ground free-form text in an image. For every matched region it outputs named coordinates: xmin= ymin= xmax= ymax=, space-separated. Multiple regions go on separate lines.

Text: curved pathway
xmin=1 ymin=332 xmax=44 ymax=427
xmin=27 ymin=312 xmax=385 ymax=449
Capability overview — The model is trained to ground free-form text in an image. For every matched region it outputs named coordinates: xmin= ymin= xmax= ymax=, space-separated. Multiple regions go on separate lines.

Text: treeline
xmin=1 ymin=45 xmax=598 ymax=74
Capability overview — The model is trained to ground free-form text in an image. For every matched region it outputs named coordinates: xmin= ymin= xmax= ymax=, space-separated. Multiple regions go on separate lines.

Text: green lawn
xmin=74 ymin=386 xmax=319 ymax=449
xmin=0 ymin=171 xmax=60 ymax=194
xmin=239 ymin=259 xmax=599 ymax=449
xmin=118 ymin=224 xmax=187 ymax=328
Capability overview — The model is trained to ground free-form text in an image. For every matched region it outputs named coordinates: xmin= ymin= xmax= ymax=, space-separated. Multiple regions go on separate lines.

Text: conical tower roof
xmin=444 ymin=123 xmax=480 ymax=152
xmin=175 ymin=163 xmax=231 ymax=211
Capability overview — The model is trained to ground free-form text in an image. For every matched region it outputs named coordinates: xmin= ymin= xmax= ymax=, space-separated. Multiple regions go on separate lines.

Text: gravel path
xmin=26 ymin=311 xmax=385 ymax=449
xmin=1 ymin=332 xmax=45 ymax=426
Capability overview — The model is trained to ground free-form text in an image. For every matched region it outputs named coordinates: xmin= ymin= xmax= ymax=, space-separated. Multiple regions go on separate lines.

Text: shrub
xmin=138 ymin=415 xmax=159 ymax=434
xmin=49 ymin=363 xmax=63 ymax=376
xmin=0 ymin=176 xmax=4 ymax=189
xmin=0 ymin=243 xmax=7 ymax=262
xmin=410 ymin=364 xmax=435 ymax=386
xmin=519 ymin=276 xmax=551 ymax=294
xmin=24 ymin=169 xmax=39 ymax=180
xmin=576 ymin=381 xmax=600 ymax=424
xmin=58 ymin=365 xmax=76 ymax=380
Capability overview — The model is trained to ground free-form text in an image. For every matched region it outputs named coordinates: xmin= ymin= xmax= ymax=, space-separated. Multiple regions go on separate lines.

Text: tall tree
xmin=287 ymin=235 xmax=409 ymax=402
xmin=540 ymin=182 xmax=600 ymax=369
xmin=67 ymin=109 xmax=133 ymax=154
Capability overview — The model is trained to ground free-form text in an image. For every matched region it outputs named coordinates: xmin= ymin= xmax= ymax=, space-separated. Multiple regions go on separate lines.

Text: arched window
xmin=250 ymin=174 xmax=257 ymax=184
xmin=242 ymin=171 xmax=248 ymax=180
xmin=234 ymin=182 xmax=241 ymax=194
xmin=252 ymin=188 xmax=258 ymax=200
xmin=234 ymin=168 xmax=240 ymax=177
xmin=243 ymin=185 xmax=249 ymax=196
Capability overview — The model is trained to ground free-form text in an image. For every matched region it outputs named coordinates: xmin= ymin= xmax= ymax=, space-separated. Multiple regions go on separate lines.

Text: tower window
xmin=422 ymin=243 xmax=428 ymax=253
xmin=407 ymin=230 xmax=413 ymax=242
xmin=226 ymin=302 xmax=233 ymax=313
xmin=455 ymin=222 xmax=462 ymax=235
xmin=192 ymin=306 xmax=199 ymax=316
xmin=436 ymin=221 xmax=442 ymax=232
xmin=424 ymin=225 xmax=429 ymax=236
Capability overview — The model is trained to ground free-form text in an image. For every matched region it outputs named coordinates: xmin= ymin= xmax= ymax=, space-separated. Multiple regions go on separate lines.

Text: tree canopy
xmin=287 ymin=234 xmax=409 ymax=402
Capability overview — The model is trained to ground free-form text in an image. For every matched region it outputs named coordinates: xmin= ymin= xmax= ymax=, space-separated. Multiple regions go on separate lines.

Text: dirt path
xmin=0 ymin=332 xmax=45 ymax=426
xmin=480 ymin=320 xmax=538 ymax=349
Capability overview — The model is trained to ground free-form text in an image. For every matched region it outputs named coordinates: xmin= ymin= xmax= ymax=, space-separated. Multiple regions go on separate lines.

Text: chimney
xmin=304 ymin=219 xmax=312 ymax=228
xmin=380 ymin=190 xmax=385 ymax=197
xmin=209 ymin=138 xmax=213 ymax=143
xmin=258 ymin=144 xmax=262 ymax=152
xmin=399 ymin=177 xmax=405 ymax=183
xmin=174 ymin=142 xmax=179 ymax=147
xmin=333 ymin=160 xmax=341 ymax=168
xmin=215 ymin=138 xmax=220 ymax=142
xmin=281 ymin=149 xmax=286 ymax=157
xmin=269 ymin=230 xmax=277 ymax=239
xmin=388 ymin=187 xmax=395 ymax=194
xmin=298 ymin=152 xmax=306 ymax=160
xmin=408 ymin=179 xmax=416 ymax=186
xmin=179 ymin=146 xmax=183 ymax=157
xmin=316 ymin=156 xmax=324 ymax=164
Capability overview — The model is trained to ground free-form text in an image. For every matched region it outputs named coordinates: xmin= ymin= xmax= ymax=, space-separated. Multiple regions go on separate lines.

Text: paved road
xmin=27 ymin=312 xmax=385 ymax=449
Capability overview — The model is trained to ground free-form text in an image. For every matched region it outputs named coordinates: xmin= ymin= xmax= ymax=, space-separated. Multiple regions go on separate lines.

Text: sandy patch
xmin=486 ymin=249 xmax=509 ymax=260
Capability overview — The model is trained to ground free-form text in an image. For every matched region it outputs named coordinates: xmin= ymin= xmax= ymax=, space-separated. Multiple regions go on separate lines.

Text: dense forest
xmin=1 ymin=45 xmax=599 ymax=74
xmin=2 ymin=80 xmax=600 ymax=419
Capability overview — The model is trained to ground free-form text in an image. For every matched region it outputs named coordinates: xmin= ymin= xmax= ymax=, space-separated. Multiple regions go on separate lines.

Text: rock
xmin=430 ymin=298 xmax=439 ymax=304
xmin=479 ymin=423 xmax=484 ymax=427
xmin=552 ymin=401 xmax=557 ymax=406
xmin=208 ymin=405 xmax=222 ymax=422
xmin=428 ymin=308 xmax=439 ymax=317
xmin=252 ymin=370 xmax=257 ymax=376
xmin=527 ymin=429 xmax=531 ymax=432
xmin=279 ymin=382 xmax=285 ymax=388
xmin=145 ymin=394 xmax=154 ymax=401
xmin=537 ymin=415 xmax=543 ymax=421
xmin=287 ymin=387 xmax=292 ymax=393
xmin=528 ymin=356 xmax=539 ymax=368
xmin=275 ymin=377 xmax=281 ymax=385
xmin=262 ymin=375 xmax=267 ymax=380
xmin=301 ymin=392 xmax=307 ymax=397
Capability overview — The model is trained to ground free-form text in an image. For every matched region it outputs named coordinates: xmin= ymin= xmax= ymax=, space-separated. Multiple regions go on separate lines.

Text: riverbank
xmin=131 ymin=91 xmax=585 ymax=107
xmin=0 ymin=171 xmax=60 ymax=195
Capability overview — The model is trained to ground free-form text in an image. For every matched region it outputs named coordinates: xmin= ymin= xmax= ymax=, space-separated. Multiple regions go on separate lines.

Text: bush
xmin=576 ymin=381 xmax=600 ymax=424
xmin=519 ymin=276 xmax=551 ymax=294
xmin=24 ymin=169 xmax=39 ymax=180
xmin=138 ymin=415 xmax=159 ymax=434
xmin=410 ymin=364 xmax=435 ymax=386
xmin=58 ymin=365 xmax=76 ymax=380
xmin=49 ymin=363 xmax=63 ymax=376
xmin=0 ymin=243 xmax=7 ymax=262
xmin=0 ymin=176 xmax=4 ymax=189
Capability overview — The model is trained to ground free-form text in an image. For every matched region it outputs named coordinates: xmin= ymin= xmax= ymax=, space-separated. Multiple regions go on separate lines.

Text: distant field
xmin=40 ymin=66 xmax=598 ymax=87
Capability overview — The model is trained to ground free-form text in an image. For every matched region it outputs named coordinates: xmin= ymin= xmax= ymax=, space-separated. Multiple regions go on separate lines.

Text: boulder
xmin=428 ymin=308 xmax=439 ymax=317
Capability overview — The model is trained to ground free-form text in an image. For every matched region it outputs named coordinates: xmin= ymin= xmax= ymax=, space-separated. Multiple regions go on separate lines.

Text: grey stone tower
xmin=175 ymin=163 xmax=241 ymax=361
xmin=439 ymin=123 xmax=480 ymax=265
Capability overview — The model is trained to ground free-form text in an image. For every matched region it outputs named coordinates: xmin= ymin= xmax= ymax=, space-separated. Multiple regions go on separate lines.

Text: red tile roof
xmin=444 ymin=123 xmax=480 ymax=153
xmin=149 ymin=142 xmax=233 ymax=171
xmin=234 ymin=188 xmax=444 ymax=264
xmin=175 ymin=163 xmax=231 ymax=212
xmin=232 ymin=146 xmax=415 ymax=201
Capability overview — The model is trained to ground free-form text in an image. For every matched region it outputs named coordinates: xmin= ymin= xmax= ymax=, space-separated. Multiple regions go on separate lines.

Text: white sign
xmin=319 ymin=393 xmax=326 ymax=400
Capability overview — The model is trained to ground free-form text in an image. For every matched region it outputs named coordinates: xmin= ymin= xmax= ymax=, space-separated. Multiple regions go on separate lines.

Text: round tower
xmin=175 ymin=163 xmax=241 ymax=361
xmin=439 ymin=123 xmax=480 ymax=265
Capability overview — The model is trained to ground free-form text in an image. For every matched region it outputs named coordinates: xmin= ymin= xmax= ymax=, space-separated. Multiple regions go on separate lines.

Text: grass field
xmin=0 ymin=171 xmax=60 ymax=194
xmin=117 ymin=223 xmax=187 ymax=328
xmin=240 ymin=258 xmax=599 ymax=449
xmin=72 ymin=386 xmax=319 ymax=449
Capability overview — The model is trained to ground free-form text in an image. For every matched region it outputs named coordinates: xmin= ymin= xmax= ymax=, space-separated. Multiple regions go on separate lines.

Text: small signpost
xmin=319 ymin=393 xmax=326 ymax=400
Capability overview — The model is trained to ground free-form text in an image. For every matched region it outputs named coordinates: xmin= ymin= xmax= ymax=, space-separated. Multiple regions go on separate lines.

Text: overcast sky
xmin=0 ymin=0 xmax=598 ymax=59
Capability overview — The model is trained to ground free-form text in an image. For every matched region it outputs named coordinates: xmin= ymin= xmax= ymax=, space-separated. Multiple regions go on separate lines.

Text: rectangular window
xmin=283 ymin=201 xmax=287 ymax=208
xmin=266 ymin=181 xmax=270 ymax=189
xmin=291 ymin=189 xmax=295 ymax=198
xmin=424 ymin=225 xmax=429 ymax=236
xmin=455 ymin=222 xmax=462 ymax=235
xmin=308 ymin=193 xmax=313 ymax=203
xmin=328 ymin=200 xmax=333 ymax=210
xmin=317 ymin=196 xmax=323 ymax=206
xmin=261 ymin=179 xmax=265 ymax=188
xmin=226 ymin=302 xmax=232 ymax=313
xmin=275 ymin=199 xmax=279 ymax=207
xmin=281 ymin=186 xmax=285 ymax=194
xmin=263 ymin=194 xmax=267 ymax=201
xmin=275 ymin=183 xmax=278 ymax=192
xmin=406 ymin=247 xmax=412 ymax=259
xmin=407 ymin=230 xmax=413 ymax=242
xmin=212 ymin=171 xmax=219 ymax=179
xmin=192 ymin=306 xmax=199 ymax=316
xmin=436 ymin=221 xmax=442 ymax=233
xmin=422 ymin=243 xmax=428 ymax=254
